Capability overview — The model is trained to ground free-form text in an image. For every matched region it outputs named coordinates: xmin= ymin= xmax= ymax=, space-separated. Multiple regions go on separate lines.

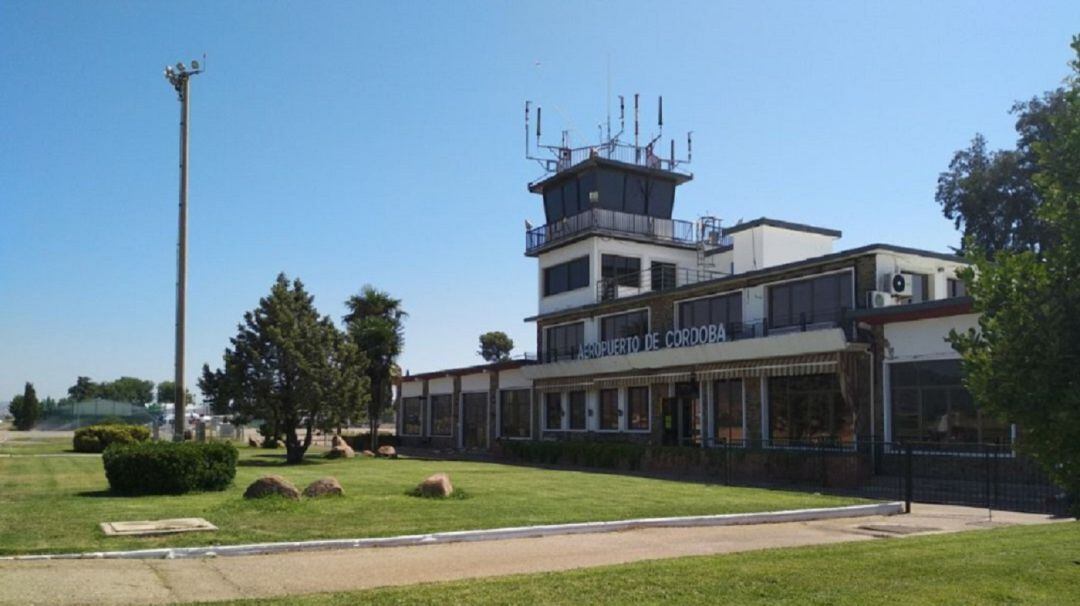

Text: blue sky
xmin=2 ymin=1 xmax=1078 ymax=400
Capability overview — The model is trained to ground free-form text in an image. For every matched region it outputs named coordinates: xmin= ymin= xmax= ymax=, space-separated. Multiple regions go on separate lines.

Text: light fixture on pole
xmin=164 ymin=57 xmax=204 ymax=441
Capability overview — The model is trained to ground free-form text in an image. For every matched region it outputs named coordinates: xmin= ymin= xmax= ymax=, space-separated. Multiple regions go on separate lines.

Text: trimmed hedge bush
xmin=102 ymin=441 xmax=238 ymax=495
xmin=73 ymin=423 xmax=151 ymax=453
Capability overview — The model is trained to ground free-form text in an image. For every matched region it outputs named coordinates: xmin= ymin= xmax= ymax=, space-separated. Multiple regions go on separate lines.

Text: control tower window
xmin=544 ymin=256 xmax=590 ymax=296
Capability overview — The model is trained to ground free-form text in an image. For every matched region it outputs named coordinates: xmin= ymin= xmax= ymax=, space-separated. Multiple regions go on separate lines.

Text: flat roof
xmin=399 ymin=359 xmax=535 ymax=383
xmin=724 ymin=217 xmax=842 ymax=239
xmin=848 ymin=296 xmax=974 ymax=325
xmin=525 ymin=243 xmax=965 ymax=323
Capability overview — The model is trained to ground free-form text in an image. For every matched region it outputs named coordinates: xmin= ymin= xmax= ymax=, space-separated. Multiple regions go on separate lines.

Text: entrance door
xmin=461 ymin=392 xmax=488 ymax=449
xmin=662 ymin=396 xmax=701 ymax=447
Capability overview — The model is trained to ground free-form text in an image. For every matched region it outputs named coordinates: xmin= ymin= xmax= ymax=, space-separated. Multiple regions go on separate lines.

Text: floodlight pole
xmin=165 ymin=61 xmax=202 ymax=441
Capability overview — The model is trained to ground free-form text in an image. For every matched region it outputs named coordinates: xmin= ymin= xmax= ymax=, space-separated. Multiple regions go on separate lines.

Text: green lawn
xmin=0 ymin=444 xmax=865 ymax=556
xmin=203 ymin=522 xmax=1080 ymax=605
xmin=0 ymin=436 xmax=73 ymax=455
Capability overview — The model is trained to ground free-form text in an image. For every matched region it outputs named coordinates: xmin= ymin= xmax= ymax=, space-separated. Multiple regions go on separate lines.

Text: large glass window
xmin=545 ymin=322 xmax=584 ymax=362
xmin=768 ymin=272 xmax=853 ymax=329
xmin=889 ymin=360 xmax=1009 ymax=445
xmin=544 ymin=392 xmax=562 ymax=431
xmin=768 ymin=374 xmax=853 ymax=446
xmin=678 ymin=292 xmax=743 ymax=334
xmin=499 ymin=389 xmax=531 ymax=439
xmin=600 ymin=310 xmax=649 ymax=342
xmin=627 ymin=386 xmax=650 ymax=431
xmin=601 ymin=254 xmax=641 ymax=287
xmin=429 ymin=394 xmax=452 ymax=436
xmin=908 ymin=273 xmax=930 ymax=303
xmin=568 ymin=391 xmax=587 ymax=430
xmin=402 ymin=396 xmax=423 ymax=436
xmin=947 ymin=278 xmax=967 ymax=298
xmin=651 ymin=262 xmax=677 ymax=292
xmin=714 ymin=379 xmax=744 ymax=443
xmin=599 ymin=389 xmax=619 ymax=430
xmin=543 ymin=256 xmax=590 ymax=297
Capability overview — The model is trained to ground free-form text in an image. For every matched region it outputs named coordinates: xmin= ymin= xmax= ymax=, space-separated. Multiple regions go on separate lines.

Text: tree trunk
xmin=283 ymin=420 xmax=309 ymax=464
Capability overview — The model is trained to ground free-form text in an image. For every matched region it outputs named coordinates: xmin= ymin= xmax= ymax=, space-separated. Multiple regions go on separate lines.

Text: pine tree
xmin=344 ymin=286 xmax=406 ymax=451
xmin=11 ymin=382 xmax=40 ymax=430
xmin=200 ymin=274 xmax=368 ymax=464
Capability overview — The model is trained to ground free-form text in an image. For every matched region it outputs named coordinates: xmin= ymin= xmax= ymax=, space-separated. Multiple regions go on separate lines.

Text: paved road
xmin=0 ymin=504 xmax=1063 ymax=605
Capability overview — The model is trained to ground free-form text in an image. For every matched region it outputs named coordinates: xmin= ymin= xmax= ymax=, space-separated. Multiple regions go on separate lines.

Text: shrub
xmin=345 ymin=432 xmax=401 ymax=451
xmin=102 ymin=441 xmax=238 ymax=495
xmin=73 ymin=423 xmax=151 ymax=453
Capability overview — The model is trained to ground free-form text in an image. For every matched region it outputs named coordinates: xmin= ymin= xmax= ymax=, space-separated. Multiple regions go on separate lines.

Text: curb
xmin=0 ymin=501 xmax=904 ymax=562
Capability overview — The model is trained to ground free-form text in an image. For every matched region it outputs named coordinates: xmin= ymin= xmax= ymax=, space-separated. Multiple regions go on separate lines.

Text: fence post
xmin=904 ymin=444 xmax=913 ymax=514
xmin=984 ymin=444 xmax=992 ymax=518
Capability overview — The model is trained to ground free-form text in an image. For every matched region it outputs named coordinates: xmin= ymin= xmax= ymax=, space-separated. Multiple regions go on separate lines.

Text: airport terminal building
xmin=397 ymin=146 xmax=1003 ymax=454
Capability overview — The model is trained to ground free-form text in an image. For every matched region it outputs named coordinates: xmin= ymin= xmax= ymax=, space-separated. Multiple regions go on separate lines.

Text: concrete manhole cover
xmin=857 ymin=524 xmax=940 ymax=536
xmin=100 ymin=518 xmax=218 ymax=537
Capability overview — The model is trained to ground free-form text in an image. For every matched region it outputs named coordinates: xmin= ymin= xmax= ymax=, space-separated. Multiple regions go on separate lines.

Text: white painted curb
xmin=0 ymin=501 xmax=904 ymax=562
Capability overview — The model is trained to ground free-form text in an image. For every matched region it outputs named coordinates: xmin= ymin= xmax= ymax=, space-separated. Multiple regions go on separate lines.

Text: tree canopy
xmin=936 ymin=89 xmax=1066 ymax=256
xmin=65 ymin=376 xmax=155 ymax=406
xmin=949 ymin=36 xmax=1080 ymax=512
xmin=478 ymin=331 xmax=514 ymax=362
xmin=344 ymin=285 xmax=406 ymax=450
xmin=156 ymin=381 xmax=194 ymax=406
xmin=200 ymin=274 xmax=369 ymax=463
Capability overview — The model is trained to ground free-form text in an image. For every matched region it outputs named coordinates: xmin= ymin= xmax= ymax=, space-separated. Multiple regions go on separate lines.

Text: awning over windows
xmin=534 ymin=377 xmax=594 ymax=391
xmin=594 ymin=371 xmax=694 ymax=389
xmin=696 ymin=354 xmax=838 ymax=381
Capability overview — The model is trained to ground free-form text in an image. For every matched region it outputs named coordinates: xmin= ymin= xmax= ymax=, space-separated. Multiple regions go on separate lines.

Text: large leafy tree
xmin=478 ymin=331 xmax=514 ymax=362
xmin=950 ymin=36 xmax=1080 ymax=512
xmin=10 ymin=382 xmax=41 ymax=430
xmin=344 ymin=286 xmax=406 ymax=451
xmin=200 ymin=274 xmax=368 ymax=464
xmin=936 ymin=89 xmax=1066 ymax=256
xmin=156 ymin=381 xmax=194 ymax=406
xmin=67 ymin=376 xmax=96 ymax=401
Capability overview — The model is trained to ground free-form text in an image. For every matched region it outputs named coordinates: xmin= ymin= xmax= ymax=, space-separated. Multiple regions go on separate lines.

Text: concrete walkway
xmin=0 ymin=504 xmax=1062 ymax=605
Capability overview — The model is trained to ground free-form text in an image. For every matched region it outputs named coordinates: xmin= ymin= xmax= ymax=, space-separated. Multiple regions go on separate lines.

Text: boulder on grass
xmin=377 ymin=445 xmax=397 ymax=458
xmin=331 ymin=434 xmax=345 ymax=447
xmin=243 ymin=475 xmax=300 ymax=500
xmin=303 ymin=477 xmax=344 ymax=498
xmin=417 ymin=473 xmax=453 ymax=498
xmin=360 ymin=449 xmax=376 ymax=457
xmin=325 ymin=443 xmax=355 ymax=459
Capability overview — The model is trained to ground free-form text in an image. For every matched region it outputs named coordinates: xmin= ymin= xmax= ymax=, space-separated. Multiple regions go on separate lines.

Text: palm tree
xmin=344 ymin=286 xmax=407 ymax=451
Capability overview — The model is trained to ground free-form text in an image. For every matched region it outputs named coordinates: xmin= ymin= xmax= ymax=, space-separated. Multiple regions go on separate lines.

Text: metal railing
xmin=596 ymin=266 xmax=727 ymax=301
xmin=526 ymin=208 xmax=699 ymax=254
xmin=546 ymin=141 xmax=691 ymax=175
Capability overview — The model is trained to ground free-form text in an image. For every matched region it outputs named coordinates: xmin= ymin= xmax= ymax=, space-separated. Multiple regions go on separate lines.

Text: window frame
xmin=598 ymin=388 xmax=620 ymax=432
xmin=543 ymin=320 xmax=586 ymax=362
xmin=543 ymin=391 xmax=564 ymax=431
xmin=598 ymin=307 xmax=651 ymax=343
xmin=601 ymin=254 xmax=642 ymax=288
xmin=498 ymin=389 xmax=533 ymax=440
xmin=543 ymin=256 xmax=590 ymax=297
xmin=401 ymin=395 xmax=424 ymax=436
xmin=765 ymin=268 xmax=855 ymax=330
xmin=713 ymin=378 xmax=746 ymax=445
xmin=566 ymin=390 xmax=587 ymax=431
xmin=675 ymin=289 xmax=744 ymax=333
xmin=428 ymin=393 xmax=453 ymax=437
xmin=626 ymin=386 xmax=651 ymax=432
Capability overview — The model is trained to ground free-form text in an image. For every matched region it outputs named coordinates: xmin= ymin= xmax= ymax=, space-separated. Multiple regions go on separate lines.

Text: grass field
xmin=0 ymin=436 xmax=74 ymax=455
xmin=0 ymin=440 xmax=866 ymax=555
xmin=203 ymin=521 xmax=1080 ymax=605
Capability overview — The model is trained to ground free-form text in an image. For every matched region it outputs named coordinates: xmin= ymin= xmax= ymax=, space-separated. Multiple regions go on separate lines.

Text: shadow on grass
xmin=238 ymin=455 xmax=329 ymax=468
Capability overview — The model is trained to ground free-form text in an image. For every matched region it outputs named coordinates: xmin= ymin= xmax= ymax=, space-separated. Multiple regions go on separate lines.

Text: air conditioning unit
xmin=885 ymin=272 xmax=913 ymax=297
xmin=868 ymin=290 xmax=896 ymax=309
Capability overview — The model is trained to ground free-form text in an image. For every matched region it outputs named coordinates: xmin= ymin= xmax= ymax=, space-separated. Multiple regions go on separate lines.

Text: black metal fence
xmin=498 ymin=438 xmax=1072 ymax=516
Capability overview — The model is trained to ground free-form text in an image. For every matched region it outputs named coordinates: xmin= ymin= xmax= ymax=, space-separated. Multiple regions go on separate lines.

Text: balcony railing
xmin=596 ymin=267 xmax=727 ymax=302
xmin=526 ymin=208 xmax=699 ymax=254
